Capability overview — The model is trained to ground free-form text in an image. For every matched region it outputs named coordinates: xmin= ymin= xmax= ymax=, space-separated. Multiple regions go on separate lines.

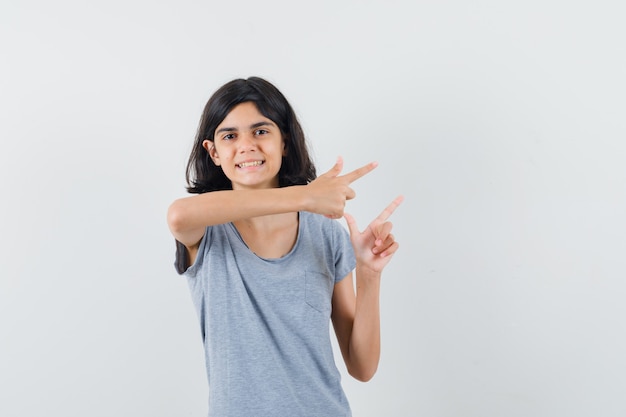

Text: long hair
xmin=185 ymin=76 xmax=316 ymax=194
xmin=175 ymin=77 xmax=317 ymax=272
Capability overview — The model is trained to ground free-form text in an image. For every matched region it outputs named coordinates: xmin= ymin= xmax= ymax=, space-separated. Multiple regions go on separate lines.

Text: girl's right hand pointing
xmin=305 ymin=156 xmax=377 ymax=219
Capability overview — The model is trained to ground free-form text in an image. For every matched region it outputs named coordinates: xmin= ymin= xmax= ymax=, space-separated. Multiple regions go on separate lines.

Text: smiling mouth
xmin=237 ymin=160 xmax=264 ymax=168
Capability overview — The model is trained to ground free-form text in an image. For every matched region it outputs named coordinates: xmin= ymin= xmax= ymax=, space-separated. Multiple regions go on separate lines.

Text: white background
xmin=1 ymin=1 xmax=625 ymax=416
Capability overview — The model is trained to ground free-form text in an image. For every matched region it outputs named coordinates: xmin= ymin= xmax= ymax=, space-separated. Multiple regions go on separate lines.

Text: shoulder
xmin=299 ymin=212 xmax=351 ymax=248
xmin=300 ymin=211 xmax=341 ymax=228
xmin=177 ymin=224 xmax=229 ymax=276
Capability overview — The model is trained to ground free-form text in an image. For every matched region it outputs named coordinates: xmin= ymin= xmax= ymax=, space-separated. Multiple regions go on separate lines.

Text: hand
xmin=344 ymin=195 xmax=404 ymax=273
xmin=306 ymin=156 xmax=377 ymax=219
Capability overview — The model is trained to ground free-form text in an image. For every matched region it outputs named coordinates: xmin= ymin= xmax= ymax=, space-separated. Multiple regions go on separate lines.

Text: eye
xmin=254 ymin=129 xmax=268 ymax=136
xmin=223 ymin=133 xmax=236 ymax=141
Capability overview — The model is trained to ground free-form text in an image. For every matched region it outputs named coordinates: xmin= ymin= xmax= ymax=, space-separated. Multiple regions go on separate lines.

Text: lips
xmin=236 ymin=160 xmax=264 ymax=168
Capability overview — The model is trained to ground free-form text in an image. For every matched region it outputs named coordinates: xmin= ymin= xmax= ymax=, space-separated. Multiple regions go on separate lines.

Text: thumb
xmin=326 ymin=156 xmax=343 ymax=178
xmin=343 ymin=212 xmax=359 ymax=237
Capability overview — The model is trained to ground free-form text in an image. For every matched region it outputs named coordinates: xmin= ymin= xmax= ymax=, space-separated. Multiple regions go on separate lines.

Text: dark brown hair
xmin=175 ymin=77 xmax=317 ymax=273
xmin=185 ymin=76 xmax=316 ymax=193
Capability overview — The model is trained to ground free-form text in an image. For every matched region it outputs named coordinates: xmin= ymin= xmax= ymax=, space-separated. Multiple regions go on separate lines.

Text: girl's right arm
xmin=167 ymin=158 xmax=378 ymax=248
xmin=167 ymin=186 xmax=309 ymax=248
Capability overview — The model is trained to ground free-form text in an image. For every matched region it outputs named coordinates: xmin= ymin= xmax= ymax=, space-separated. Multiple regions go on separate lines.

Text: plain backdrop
xmin=1 ymin=1 xmax=625 ymax=416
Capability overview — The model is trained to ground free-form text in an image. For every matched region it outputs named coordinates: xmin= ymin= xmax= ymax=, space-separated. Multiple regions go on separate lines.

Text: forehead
xmin=217 ymin=102 xmax=273 ymax=128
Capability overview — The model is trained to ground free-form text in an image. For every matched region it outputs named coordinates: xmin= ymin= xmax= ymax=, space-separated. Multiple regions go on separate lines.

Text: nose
xmin=237 ymin=132 xmax=257 ymax=152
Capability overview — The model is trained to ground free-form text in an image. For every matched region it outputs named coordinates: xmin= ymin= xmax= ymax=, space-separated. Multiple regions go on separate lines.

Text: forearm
xmin=167 ymin=186 xmax=307 ymax=237
xmin=348 ymin=265 xmax=382 ymax=381
xmin=335 ymin=195 xmax=402 ymax=381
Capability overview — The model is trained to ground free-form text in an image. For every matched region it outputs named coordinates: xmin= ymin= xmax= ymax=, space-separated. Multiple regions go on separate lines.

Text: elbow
xmin=167 ymin=201 xmax=188 ymax=235
xmin=344 ymin=343 xmax=380 ymax=382
xmin=348 ymin=364 xmax=378 ymax=383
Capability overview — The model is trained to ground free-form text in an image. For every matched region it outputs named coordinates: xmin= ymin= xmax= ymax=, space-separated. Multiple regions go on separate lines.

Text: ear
xmin=203 ymin=140 xmax=220 ymax=166
xmin=282 ymin=139 xmax=287 ymax=157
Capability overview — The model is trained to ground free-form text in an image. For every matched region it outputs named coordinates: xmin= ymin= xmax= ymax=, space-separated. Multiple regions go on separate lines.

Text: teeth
xmin=238 ymin=161 xmax=263 ymax=168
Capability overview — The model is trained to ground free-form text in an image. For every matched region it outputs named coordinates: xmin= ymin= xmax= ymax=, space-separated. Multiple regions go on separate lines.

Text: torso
xmin=181 ymin=211 xmax=356 ymax=416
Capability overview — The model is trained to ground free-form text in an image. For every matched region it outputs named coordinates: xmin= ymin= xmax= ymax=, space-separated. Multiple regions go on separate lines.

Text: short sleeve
xmin=175 ymin=227 xmax=210 ymax=277
xmin=332 ymin=221 xmax=356 ymax=283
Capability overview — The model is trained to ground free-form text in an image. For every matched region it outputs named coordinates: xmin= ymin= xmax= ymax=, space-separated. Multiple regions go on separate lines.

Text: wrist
xmin=286 ymin=185 xmax=309 ymax=212
xmin=355 ymin=264 xmax=382 ymax=285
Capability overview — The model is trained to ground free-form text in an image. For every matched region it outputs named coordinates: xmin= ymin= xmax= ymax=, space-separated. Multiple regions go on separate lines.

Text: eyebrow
xmin=215 ymin=121 xmax=275 ymax=135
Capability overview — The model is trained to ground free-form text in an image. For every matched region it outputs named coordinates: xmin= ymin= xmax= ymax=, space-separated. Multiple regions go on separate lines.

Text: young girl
xmin=167 ymin=76 xmax=402 ymax=417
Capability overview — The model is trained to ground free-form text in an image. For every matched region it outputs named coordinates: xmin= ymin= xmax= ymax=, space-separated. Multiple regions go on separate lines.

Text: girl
xmin=167 ymin=77 xmax=402 ymax=417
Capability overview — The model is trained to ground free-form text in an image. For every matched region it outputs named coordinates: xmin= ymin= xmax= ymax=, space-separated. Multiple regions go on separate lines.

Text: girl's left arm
xmin=331 ymin=196 xmax=404 ymax=382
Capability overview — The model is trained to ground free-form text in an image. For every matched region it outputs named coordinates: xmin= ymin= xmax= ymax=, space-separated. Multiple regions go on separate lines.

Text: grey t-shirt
xmin=181 ymin=211 xmax=356 ymax=417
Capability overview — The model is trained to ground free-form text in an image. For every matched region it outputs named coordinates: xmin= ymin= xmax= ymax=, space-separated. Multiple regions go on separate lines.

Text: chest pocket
xmin=305 ymin=271 xmax=333 ymax=314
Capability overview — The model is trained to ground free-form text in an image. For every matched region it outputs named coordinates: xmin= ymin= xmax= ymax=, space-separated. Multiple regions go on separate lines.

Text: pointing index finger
xmin=340 ymin=161 xmax=378 ymax=184
xmin=375 ymin=195 xmax=404 ymax=223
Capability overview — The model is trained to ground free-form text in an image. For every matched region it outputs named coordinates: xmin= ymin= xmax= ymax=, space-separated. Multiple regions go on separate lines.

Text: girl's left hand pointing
xmin=344 ymin=195 xmax=404 ymax=273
